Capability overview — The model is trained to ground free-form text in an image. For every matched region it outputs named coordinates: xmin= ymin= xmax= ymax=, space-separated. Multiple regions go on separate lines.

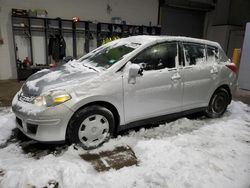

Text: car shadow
xmin=1 ymin=128 xmax=68 ymax=159
xmin=117 ymin=111 xmax=206 ymax=137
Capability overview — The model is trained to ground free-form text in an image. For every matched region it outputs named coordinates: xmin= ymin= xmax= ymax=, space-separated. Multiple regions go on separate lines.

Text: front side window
xmin=156 ymin=43 xmax=177 ymax=69
xmin=183 ymin=43 xmax=205 ymax=66
xmin=132 ymin=45 xmax=158 ymax=71
xmin=132 ymin=42 xmax=177 ymax=71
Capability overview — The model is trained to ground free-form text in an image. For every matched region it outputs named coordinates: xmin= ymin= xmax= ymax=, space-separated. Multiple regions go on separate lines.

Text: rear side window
xmin=132 ymin=42 xmax=177 ymax=71
xmin=183 ymin=43 xmax=205 ymax=66
xmin=207 ymin=46 xmax=218 ymax=63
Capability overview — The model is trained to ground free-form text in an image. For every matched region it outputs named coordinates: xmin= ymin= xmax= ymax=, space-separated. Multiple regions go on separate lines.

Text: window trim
xmin=178 ymin=42 xmax=184 ymax=67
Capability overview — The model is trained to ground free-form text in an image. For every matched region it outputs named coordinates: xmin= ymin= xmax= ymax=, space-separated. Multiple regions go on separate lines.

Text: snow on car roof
xmin=81 ymin=35 xmax=220 ymax=63
xmin=119 ymin=35 xmax=221 ymax=48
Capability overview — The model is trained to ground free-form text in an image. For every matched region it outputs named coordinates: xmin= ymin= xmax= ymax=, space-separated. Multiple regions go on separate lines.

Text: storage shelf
xmin=13 ymin=26 xmax=27 ymax=29
xmin=18 ymin=66 xmax=50 ymax=70
xmin=12 ymin=14 xmax=161 ymax=80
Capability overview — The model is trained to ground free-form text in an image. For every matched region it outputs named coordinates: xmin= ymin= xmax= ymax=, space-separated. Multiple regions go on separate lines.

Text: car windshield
xmin=78 ymin=41 xmax=140 ymax=70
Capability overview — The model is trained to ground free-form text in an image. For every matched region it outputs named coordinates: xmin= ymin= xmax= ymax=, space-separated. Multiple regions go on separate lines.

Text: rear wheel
xmin=205 ymin=88 xmax=230 ymax=118
xmin=67 ymin=105 xmax=115 ymax=149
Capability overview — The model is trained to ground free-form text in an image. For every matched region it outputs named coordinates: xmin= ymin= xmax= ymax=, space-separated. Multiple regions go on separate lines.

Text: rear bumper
xmin=12 ymin=100 xmax=74 ymax=142
xmin=231 ymin=81 xmax=237 ymax=94
xmin=229 ymin=80 xmax=237 ymax=103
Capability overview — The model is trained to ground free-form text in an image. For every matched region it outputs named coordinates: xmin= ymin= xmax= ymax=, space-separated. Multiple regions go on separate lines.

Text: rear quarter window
xmin=218 ymin=48 xmax=230 ymax=63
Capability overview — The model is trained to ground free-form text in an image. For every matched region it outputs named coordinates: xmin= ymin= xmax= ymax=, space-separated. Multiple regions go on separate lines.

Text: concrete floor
xmin=233 ymin=88 xmax=250 ymax=105
xmin=0 ymin=80 xmax=23 ymax=107
xmin=0 ymin=80 xmax=250 ymax=107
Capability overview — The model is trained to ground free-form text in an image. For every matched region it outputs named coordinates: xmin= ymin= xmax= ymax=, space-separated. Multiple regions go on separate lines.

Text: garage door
xmin=160 ymin=7 xmax=205 ymax=38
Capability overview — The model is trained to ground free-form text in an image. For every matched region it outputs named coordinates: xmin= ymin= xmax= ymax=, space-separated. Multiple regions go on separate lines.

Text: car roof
xmin=122 ymin=35 xmax=221 ymax=48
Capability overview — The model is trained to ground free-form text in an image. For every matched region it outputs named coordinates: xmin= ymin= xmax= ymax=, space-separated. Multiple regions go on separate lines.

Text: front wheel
xmin=205 ymin=88 xmax=230 ymax=118
xmin=66 ymin=105 xmax=115 ymax=150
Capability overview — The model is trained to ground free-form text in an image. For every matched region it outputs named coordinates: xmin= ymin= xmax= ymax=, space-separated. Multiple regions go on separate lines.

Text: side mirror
xmin=63 ymin=56 xmax=74 ymax=63
xmin=128 ymin=64 xmax=143 ymax=84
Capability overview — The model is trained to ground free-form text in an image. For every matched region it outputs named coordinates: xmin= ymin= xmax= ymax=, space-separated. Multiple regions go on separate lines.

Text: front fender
xmin=64 ymin=95 xmax=125 ymax=125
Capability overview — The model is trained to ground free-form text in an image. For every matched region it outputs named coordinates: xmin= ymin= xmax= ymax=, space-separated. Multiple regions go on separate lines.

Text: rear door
xmin=180 ymin=42 xmax=218 ymax=110
xmin=123 ymin=42 xmax=183 ymax=123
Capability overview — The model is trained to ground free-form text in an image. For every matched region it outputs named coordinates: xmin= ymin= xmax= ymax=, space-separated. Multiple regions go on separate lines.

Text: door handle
xmin=210 ymin=68 xmax=218 ymax=74
xmin=171 ymin=74 xmax=181 ymax=81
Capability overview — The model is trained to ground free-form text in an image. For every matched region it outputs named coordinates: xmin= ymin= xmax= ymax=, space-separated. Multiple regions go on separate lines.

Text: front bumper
xmin=12 ymin=99 xmax=74 ymax=142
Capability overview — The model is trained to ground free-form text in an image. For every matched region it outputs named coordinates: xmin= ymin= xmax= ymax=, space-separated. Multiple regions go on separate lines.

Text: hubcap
xmin=212 ymin=94 xmax=226 ymax=114
xmin=78 ymin=114 xmax=109 ymax=148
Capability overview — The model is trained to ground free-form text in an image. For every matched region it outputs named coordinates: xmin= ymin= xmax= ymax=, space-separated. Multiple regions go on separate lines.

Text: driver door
xmin=123 ymin=42 xmax=183 ymax=124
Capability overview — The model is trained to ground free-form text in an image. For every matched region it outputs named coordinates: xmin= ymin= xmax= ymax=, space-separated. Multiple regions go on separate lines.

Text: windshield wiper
xmin=82 ymin=64 xmax=100 ymax=72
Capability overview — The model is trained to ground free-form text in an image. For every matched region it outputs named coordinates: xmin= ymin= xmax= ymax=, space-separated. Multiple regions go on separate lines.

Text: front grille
xmin=18 ymin=92 xmax=35 ymax=103
xmin=26 ymin=123 xmax=38 ymax=134
xmin=16 ymin=117 xmax=23 ymax=128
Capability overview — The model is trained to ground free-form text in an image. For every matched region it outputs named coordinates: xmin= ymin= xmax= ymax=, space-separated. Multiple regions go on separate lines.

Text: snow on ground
xmin=0 ymin=108 xmax=16 ymax=144
xmin=0 ymin=101 xmax=250 ymax=188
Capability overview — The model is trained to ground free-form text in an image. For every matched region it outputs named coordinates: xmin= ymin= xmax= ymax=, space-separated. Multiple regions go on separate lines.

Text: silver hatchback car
xmin=12 ymin=36 xmax=237 ymax=149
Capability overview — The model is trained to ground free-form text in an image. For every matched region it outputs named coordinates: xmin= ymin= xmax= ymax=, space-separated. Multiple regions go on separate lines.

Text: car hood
xmin=22 ymin=61 xmax=99 ymax=96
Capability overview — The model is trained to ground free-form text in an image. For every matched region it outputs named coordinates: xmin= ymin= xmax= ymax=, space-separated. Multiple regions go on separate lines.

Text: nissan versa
xmin=12 ymin=36 xmax=237 ymax=149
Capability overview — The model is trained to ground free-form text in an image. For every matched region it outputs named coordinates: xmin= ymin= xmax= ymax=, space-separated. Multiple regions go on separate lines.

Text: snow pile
xmin=0 ymin=101 xmax=250 ymax=188
xmin=0 ymin=108 xmax=16 ymax=144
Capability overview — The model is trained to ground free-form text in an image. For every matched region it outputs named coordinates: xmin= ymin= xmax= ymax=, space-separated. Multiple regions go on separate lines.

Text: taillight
xmin=226 ymin=63 xmax=237 ymax=73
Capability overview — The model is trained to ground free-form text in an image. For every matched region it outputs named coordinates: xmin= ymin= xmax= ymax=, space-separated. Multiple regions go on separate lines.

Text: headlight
xmin=33 ymin=90 xmax=71 ymax=107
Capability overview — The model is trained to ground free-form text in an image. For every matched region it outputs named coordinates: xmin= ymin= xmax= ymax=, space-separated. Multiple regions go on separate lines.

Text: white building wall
xmin=0 ymin=0 xmax=158 ymax=80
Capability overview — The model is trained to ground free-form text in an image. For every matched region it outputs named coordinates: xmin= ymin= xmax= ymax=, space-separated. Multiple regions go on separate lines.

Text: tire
xmin=205 ymin=88 xmax=230 ymax=118
xmin=66 ymin=105 xmax=115 ymax=150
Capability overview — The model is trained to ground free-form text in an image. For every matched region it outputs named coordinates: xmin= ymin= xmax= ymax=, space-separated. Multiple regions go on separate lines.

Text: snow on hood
xmin=22 ymin=60 xmax=98 ymax=96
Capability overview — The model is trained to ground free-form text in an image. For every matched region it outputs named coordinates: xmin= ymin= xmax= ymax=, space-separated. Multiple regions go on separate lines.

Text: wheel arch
xmin=213 ymin=84 xmax=232 ymax=104
xmin=66 ymin=101 xmax=120 ymax=139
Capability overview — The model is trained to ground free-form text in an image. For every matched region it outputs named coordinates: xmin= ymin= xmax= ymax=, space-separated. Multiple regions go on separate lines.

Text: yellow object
xmin=53 ymin=95 xmax=71 ymax=103
xmin=232 ymin=48 xmax=241 ymax=65
xmin=102 ymin=36 xmax=120 ymax=45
